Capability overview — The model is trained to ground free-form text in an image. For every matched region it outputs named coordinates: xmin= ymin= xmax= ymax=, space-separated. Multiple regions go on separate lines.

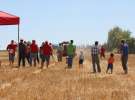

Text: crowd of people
xmin=6 ymin=39 xmax=53 ymax=69
xmin=5 ymin=39 xmax=128 ymax=74
xmin=90 ymin=40 xmax=128 ymax=74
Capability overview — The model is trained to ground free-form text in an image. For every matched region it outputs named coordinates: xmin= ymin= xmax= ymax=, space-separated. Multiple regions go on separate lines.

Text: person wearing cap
xmin=30 ymin=40 xmax=38 ymax=67
xmin=7 ymin=40 xmax=17 ymax=66
xmin=120 ymin=40 xmax=129 ymax=74
xmin=18 ymin=39 xmax=26 ymax=67
xmin=91 ymin=41 xmax=101 ymax=73
xmin=66 ymin=40 xmax=76 ymax=68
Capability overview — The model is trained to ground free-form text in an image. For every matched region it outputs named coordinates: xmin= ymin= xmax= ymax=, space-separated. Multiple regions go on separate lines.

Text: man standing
xmin=7 ymin=40 xmax=17 ymax=66
xmin=30 ymin=40 xmax=38 ymax=67
xmin=18 ymin=39 xmax=26 ymax=67
xmin=120 ymin=40 xmax=128 ymax=74
xmin=67 ymin=40 xmax=76 ymax=68
xmin=100 ymin=46 xmax=105 ymax=59
xmin=41 ymin=41 xmax=52 ymax=69
xmin=57 ymin=43 xmax=63 ymax=62
xmin=91 ymin=41 xmax=101 ymax=73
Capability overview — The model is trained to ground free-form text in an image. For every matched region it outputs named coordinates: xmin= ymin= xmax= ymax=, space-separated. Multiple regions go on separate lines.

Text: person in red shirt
xmin=100 ymin=46 xmax=106 ymax=59
xmin=7 ymin=40 xmax=17 ymax=66
xmin=30 ymin=40 xmax=38 ymax=66
xmin=41 ymin=41 xmax=51 ymax=69
xmin=106 ymin=53 xmax=114 ymax=74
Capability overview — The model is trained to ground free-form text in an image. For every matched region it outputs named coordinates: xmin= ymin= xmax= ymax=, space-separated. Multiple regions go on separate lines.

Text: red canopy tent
xmin=0 ymin=11 xmax=20 ymax=44
xmin=0 ymin=11 xmax=20 ymax=66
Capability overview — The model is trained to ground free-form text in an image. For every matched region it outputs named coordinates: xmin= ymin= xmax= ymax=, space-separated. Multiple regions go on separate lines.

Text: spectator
xmin=57 ymin=43 xmax=63 ymax=62
xmin=7 ymin=40 xmax=17 ymax=66
xmin=79 ymin=51 xmax=84 ymax=68
xmin=49 ymin=43 xmax=54 ymax=63
xmin=30 ymin=40 xmax=38 ymax=67
xmin=120 ymin=40 xmax=128 ymax=74
xmin=67 ymin=40 xmax=76 ymax=68
xmin=41 ymin=41 xmax=52 ymax=69
xmin=25 ymin=42 xmax=31 ymax=66
xmin=40 ymin=42 xmax=44 ymax=67
xmin=91 ymin=41 xmax=101 ymax=73
xmin=100 ymin=46 xmax=105 ymax=59
xmin=106 ymin=53 xmax=114 ymax=74
xmin=18 ymin=39 xmax=26 ymax=67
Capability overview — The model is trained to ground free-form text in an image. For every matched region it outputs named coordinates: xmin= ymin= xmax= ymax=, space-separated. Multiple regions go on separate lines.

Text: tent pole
xmin=17 ymin=24 xmax=19 ymax=67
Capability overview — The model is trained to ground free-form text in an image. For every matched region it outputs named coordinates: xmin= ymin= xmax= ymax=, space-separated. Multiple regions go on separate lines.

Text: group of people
xmin=56 ymin=39 xmax=128 ymax=74
xmin=82 ymin=40 xmax=128 ymax=74
xmin=7 ymin=39 xmax=53 ymax=68
xmin=6 ymin=39 xmax=128 ymax=74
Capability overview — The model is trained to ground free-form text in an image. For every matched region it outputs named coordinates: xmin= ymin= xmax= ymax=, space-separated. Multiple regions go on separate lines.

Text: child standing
xmin=106 ymin=53 xmax=114 ymax=74
xmin=79 ymin=51 xmax=84 ymax=68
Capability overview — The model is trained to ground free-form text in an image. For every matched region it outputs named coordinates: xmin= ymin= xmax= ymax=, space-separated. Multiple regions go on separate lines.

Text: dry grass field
xmin=0 ymin=49 xmax=135 ymax=100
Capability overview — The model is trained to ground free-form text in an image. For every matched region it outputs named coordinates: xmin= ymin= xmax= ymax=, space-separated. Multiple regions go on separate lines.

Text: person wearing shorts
xmin=9 ymin=53 xmax=15 ymax=63
xmin=7 ymin=40 xmax=17 ymax=66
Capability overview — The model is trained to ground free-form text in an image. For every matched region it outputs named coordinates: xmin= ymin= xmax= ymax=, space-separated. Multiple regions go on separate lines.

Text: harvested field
xmin=0 ymin=50 xmax=135 ymax=100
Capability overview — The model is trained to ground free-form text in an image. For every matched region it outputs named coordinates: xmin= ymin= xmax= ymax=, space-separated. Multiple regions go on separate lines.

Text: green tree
xmin=127 ymin=38 xmax=135 ymax=53
xmin=107 ymin=27 xmax=131 ymax=51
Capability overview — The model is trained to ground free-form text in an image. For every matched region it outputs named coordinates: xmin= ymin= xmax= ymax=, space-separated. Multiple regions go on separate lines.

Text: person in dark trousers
xmin=67 ymin=40 xmax=76 ymax=68
xmin=106 ymin=53 xmax=114 ymax=74
xmin=18 ymin=39 xmax=26 ymax=67
xmin=120 ymin=40 xmax=128 ymax=74
xmin=91 ymin=41 xmax=101 ymax=73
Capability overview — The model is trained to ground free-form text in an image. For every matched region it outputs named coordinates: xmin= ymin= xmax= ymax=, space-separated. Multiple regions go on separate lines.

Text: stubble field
xmin=0 ymin=49 xmax=135 ymax=100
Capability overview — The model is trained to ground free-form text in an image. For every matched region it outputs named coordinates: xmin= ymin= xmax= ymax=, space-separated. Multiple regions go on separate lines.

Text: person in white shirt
xmin=79 ymin=51 xmax=84 ymax=68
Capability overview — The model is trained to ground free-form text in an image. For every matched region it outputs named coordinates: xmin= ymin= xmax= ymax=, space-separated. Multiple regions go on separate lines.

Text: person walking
xmin=66 ymin=40 xmax=76 ymax=68
xmin=18 ymin=39 xmax=26 ymax=67
xmin=30 ymin=40 xmax=38 ymax=67
xmin=7 ymin=40 xmax=17 ymax=66
xmin=91 ymin=41 xmax=101 ymax=73
xmin=120 ymin=40 xmax=128 ymax=74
